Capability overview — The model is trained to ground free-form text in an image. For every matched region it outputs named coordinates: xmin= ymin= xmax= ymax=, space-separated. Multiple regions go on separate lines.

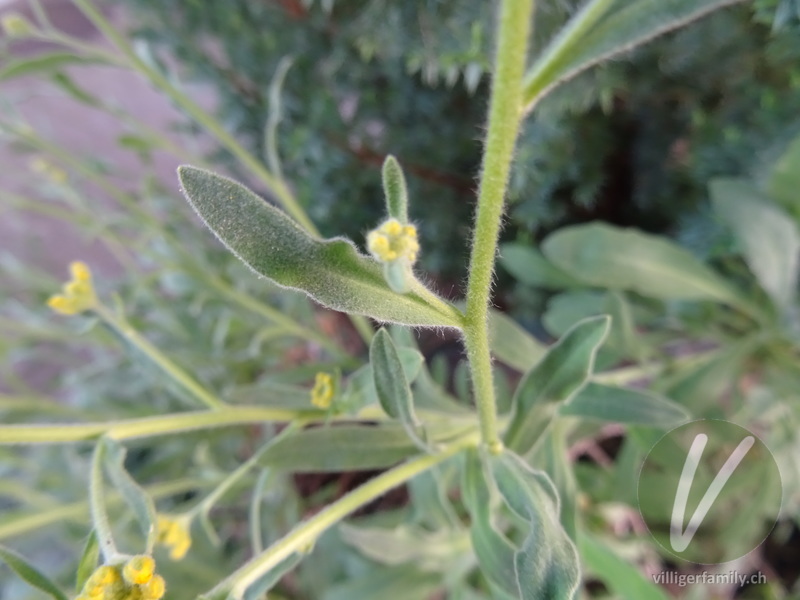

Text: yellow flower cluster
xmin=366 ymin=219 xmax=419 ymax=264
xmin=310 ymin=372 xmax=334 ymax=409
xmin=157 ymin=515 xmax=192 ymax=560
xmin=76 ymin=556 xmax=165 ymax=600
xmin=47 ymin=261 xmax=97 ymax=316
xmin=29 ymin=157 xmax=68 ymax=184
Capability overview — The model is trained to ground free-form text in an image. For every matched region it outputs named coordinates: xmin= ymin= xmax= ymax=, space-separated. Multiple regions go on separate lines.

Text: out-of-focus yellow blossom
xmin=122 ymin=555 xmax=155 ymax=586
xmin=156 ymin=515 xmax=192 ymax=560
xmin=76 ymin=559 xmax=165 ymax=600
xmin=47 ymin=261 xmax=97 ymax=315
xmin=366 ymin=218 xmax=420 ymax=264
xmin=310 ymin=372 xmax=334 ymax=409
xmin=1 ymin=13 xmax=34 ymax=37
xmin=29 ymin=157 xmax=68 ymax=184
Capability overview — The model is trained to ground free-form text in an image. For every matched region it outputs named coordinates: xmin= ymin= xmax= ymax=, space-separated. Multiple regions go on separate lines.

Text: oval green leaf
xmin=178 ymin=166 xmax=463 ymax=328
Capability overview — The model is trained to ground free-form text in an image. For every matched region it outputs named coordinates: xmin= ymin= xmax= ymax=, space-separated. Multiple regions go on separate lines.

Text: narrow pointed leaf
xmin=371 ymin=328 xmax=429 ymax=451
xmin=490 ymin=453 xmax=580 ymax=600
xmin=178 ymin=166 xmax=463 ymax=328
xmin=462 ymin=451 xmax=519 ymax=600
xmin=0 ymin=53 xmax=108 ymax=82
xmin=75 ymin=531 xmax=100 ymax=593
xmin=488 ymin=310 xmax=547 ymax=373
xmin=560 ymin=382 xmax=689 ymax=427
xmin=102 ymin=438 xmax=157 ymax=552
xmin=505 ymin=316 xmax=610 ymax=455
xmin=0 ymin=544 xmax=69 ymax=600
xmin=382 ymin=155 xmax=409 ymax=223
xmin=523 ymin=0 xmax=744 ymax=111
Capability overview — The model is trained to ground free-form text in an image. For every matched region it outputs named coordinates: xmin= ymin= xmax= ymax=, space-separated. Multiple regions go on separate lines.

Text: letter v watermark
xmin=670 ymin=433 xmax=755 ymax=552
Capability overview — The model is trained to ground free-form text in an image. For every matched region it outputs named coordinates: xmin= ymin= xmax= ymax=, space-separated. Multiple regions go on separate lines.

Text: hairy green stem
xmin=464 ymin=0 xmax=535 ymax=454
xmin=94 ymin=304 xmax=225 ymax=410
xmin=214 ymin=432 xmax=479 ymax=599
xmin=0 ymin=406 xmax=311 ymax=445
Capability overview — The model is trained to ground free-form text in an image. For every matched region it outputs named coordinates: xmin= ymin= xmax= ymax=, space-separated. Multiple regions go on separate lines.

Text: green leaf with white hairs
xmin=489 ymin=309 xmax=547 ymax=373
xmin=710 ymin=178 xmax=800 ymax=312
xmin=382 ymin=155 xmax=409 ymax=223
xmin=371 ymin=328 xmax=430 ymax=451
xmin=523 ymin=0 xmax=744 ymax=112
xmin=340 ymin=346 xmax=424 ymax=414
xmin=560 ymin=382 xmax=689 ymax=427
xmin=257 ymin=422 xmax=468 ymax=472
xmin=0 ymin=544 xmax=69 ymax=600
xmin=543 ymin=222 xmax=750 ymax=308
xmin=462 ymin=451 xmax=519 ymax=600
xmin=102 ymin=438 xmax=158 ymax=553
xmin=489 ymin=453 xmax=580 ymax=600
xmin=178 ymin=166 xmax=463 ymax=328
xmin=505 ymin=316 xmax=610 ymax=455
xmin=75 ymin=531 xmax=100 ymax=594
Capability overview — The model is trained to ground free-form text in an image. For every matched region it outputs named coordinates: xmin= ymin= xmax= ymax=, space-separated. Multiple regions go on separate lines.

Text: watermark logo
xmin=638 ymin=420 xmax=782 ymax=564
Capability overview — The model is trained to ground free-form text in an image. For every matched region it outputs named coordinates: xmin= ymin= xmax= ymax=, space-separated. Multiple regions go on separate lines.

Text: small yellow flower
xmin=79 ymin=565 xmax=123 ymax=600
xmin=47 ymin=261 xmax=97 ymax=315
xmin=1 ymin=13 xmax=34 ymax=37
xmin=310 ymin=372 xmax=334 ymax=409
xmin=140 ymin=574 xmax=166 ymax=600
xmin=366 ymin=218 xmax=420 ymax=264
xmin=122 ymin=555 xmax=155 ymax=586
xmin=156 ymin=515 xmax=192 ymax=561
xmin=29 ymin=156 xmax=68 ymax=184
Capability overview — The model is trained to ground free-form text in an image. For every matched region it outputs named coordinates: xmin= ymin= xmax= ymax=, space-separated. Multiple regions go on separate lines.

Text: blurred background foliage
xmin=116 ymin=0 xmax=800 ymax=282
xmin=2 ymin=0 xmax=800 ymax=598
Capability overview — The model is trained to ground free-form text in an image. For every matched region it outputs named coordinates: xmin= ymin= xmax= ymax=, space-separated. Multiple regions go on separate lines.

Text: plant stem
xmin=0 ymin=406 xmax=310 ymax=445
xmin=94 ymin=303 xmax=225 ymax=410
xmin=464 ymin=0 xmax=535 ymax=454
xmin=215 ymin=432 xmax=479 ymax=599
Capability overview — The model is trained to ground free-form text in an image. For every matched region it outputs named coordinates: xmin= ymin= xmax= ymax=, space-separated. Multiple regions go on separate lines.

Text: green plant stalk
xmin=464 ymin=0 xmax=535 ymax=454
xmin=0 ymin=406 xmax=311 ymax=445
xmin=93 ymin=303 xmax=225 ymax=410
xmin=215 ymin=432 xmax=479 ymax=599
xmin=0 ymin=478 xmax=209 ymax=541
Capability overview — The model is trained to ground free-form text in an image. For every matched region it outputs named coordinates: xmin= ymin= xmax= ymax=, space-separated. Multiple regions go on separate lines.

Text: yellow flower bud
xmin=47 ymin=261 xmax=96 ymax=315
xmin=140 ymin=574 xmax=166 ymax=600
xmin=156 ymin=516 xmax=192 ymax=561
xmin=1 ymin=13 xmax=34 ymax=37
xmin=310 ymin=372 xmax=334 ymax=409
xmin=123 ymin=556 xmax=155 ymax=586
xmin=366 ymin=218 xmax=420 ymax=264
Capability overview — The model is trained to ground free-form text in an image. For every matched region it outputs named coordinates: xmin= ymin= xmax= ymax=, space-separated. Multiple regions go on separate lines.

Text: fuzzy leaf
xmin=382 ymin=155 xmax=409 ymax=223
xmin=0 ymin=544 xmax=69 ymax=600
xmin=489 ymin=310 xmax=547 ymax=373
xmin=256 ymin=422 xmax=466 ymax=472
xmin=523 ymin=0 xmax=744 ymax=110
xmin=102 ymin=438 xmax=158 ymax=553
xmin=178 ymin=166 xmax=463 ymax=328
xmin=711 ymin=179 xmax=800 ymax=311
xmin=543 ymin=222 xmax=745 ymax=305
xmin=560 ymin=382 xmax=689 ymax=427
xmin=75 ymin=531 xmax=100 ymax=594
xmin=505 ymin=316 xmax=610 ymax=455
xmin=462 ymin=451 xmax=519 ymax=600
xmin=371 ymin=328 xmax=429 ymax=451
xmin=490 ymin=453 xmax=580 ymax=600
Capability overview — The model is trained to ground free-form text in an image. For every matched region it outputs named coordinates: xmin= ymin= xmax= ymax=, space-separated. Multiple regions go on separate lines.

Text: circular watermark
xmin=637 ymin=419 xmax=782 ymax=564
